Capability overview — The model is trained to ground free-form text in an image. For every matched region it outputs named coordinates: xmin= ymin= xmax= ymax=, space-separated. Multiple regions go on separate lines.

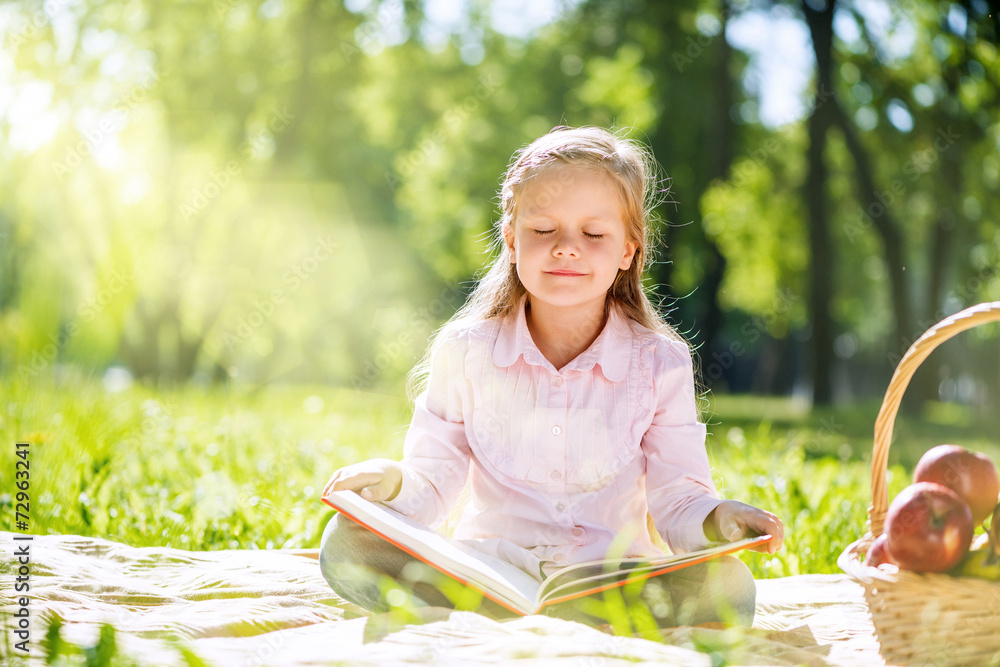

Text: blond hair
xmin=405 ymin=125 xmax=694 ymax=403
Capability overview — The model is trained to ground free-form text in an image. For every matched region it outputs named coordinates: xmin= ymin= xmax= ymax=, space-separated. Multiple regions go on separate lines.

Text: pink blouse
xmin=383 ymin=292 xmax=723 ymax=580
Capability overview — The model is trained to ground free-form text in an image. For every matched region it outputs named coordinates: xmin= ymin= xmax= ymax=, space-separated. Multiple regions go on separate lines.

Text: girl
xmin=320 ymin=125 xmax=784 ymax=627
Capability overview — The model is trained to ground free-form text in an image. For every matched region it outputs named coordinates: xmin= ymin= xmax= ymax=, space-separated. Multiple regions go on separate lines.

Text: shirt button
xmin=555 ymin=502 xmax=566 ymax=512
xmin=553 ymin=376 xmax=564 ymax=387
xmin=553 ymin=553 xmax=564 ymax=562
xmin=551 ymin=470 xmax=561 ymax=480
xmin=572 ymin=527 xmax=584 ymax=537
xmin=551 ymin=425 xmax=561 ymax=435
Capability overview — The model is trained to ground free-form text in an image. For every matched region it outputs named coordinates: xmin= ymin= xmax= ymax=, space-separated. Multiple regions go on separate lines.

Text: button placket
xmin=548 ymin=372 xmax=567 ymax=488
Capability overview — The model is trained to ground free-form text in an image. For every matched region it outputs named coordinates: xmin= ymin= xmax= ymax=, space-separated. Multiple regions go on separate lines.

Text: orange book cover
xmin=322 ymin=490 xmax=771 ymax=616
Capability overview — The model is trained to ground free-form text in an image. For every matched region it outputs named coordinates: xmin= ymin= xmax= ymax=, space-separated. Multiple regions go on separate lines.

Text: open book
xmin=322 ymin=490 xmax=772 ymax=616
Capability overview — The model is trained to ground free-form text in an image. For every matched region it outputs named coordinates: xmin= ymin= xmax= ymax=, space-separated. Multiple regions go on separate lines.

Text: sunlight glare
xmin=6 ymin=80 xmax=61 ymax=153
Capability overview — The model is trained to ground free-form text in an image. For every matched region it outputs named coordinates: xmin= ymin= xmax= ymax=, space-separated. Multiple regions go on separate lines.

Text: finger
xmin=323 ymin=472 xmax=343 ymax=497
xmin=760 ymin=511 xmax=782 ymax=531
xmin=718 ymin=517 xmax=742 ymax=542
xmin=361 ymin=480 xmax=396 ymax=502
xmin=746 ymin=535 xmax=779 ymax=554
xmin=747 ymin=513 xmax=780 ymax=538
xmin=764 ymin=516 xmax=784 ymax=551
xmin=758 ymin=530 xmax=780 ymax=552
xmin=331 ymin=472 xmax=381 ymax=493
xmin=721 ymin=515 xmax=742 ymax=541
xmin=770 ymin=530 xmax=784 ymax=552
xmin=766 ymin=526 xmax=784 ymax=554
xmin=734 ymin=511 xmax=783 ymax=552
xmin=732 ymin=516 xmax=763 ymax=541
xmin=328 ymin=465 xmax=367 ymax=491
xmin=737 ymin=524 xmax=773 ymax=552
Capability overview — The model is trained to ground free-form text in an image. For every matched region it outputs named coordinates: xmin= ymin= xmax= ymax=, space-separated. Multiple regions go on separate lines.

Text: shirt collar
xmin=492 ymin=293 xmax=631 ymax=382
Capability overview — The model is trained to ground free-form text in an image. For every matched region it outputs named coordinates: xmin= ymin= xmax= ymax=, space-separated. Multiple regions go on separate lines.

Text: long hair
xmin=405 ymin=125 xmax=697 ymax=404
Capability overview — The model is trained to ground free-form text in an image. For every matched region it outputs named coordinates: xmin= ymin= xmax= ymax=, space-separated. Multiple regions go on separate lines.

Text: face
xmin=504 ymin=165 xmax=638 ymax=312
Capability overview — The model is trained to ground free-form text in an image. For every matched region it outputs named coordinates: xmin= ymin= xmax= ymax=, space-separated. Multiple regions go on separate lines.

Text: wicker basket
xmin=838 ymin=301 xmax=1000 ymax=666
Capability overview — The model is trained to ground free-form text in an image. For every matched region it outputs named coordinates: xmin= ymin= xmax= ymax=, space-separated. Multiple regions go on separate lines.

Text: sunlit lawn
xmin=3 ymin=369 xmax=999 ymax=580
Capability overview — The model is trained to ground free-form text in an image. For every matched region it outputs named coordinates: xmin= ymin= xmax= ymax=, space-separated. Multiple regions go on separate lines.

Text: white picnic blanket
xmin=0 ymin=532 xmax=887 ymax=665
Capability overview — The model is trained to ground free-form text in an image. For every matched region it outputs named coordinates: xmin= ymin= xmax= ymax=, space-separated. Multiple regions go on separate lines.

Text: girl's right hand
xmin=322 ymin=458 xmax=403 ymax=502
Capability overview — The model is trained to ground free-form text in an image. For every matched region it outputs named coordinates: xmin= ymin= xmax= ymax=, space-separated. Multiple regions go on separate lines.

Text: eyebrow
xmin=523 ymin=214 xmax=616 ymax=224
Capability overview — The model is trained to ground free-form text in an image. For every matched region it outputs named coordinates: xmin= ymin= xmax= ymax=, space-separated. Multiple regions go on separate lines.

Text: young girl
xmin=320 ymin=126 xmax=784 ymax=627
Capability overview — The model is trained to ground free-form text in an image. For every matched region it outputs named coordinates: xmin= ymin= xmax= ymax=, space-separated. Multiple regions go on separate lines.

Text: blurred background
xmin=2 ymin=0 xmax=999 ymax=407
xmin=2 ymin=0 xmax=1000 ymax=573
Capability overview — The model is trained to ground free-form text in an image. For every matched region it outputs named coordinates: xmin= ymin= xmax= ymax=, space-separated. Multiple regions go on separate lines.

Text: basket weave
xmin=838 ymin=301 xmax=1000 ymax=666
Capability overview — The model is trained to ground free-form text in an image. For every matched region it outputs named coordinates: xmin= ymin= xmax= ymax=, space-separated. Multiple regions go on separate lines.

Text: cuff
xmin=381 ymin=463 xmax=430 ymax=517
xmin=666 ymin=496 xmax=726 ymax=553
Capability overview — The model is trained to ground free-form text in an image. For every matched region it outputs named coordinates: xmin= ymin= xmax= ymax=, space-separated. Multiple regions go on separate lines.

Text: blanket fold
xmin=0 ymin=532 xmax=882 ymax=666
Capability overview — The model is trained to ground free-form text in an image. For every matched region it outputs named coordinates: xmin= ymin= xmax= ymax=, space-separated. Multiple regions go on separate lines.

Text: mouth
xmin=546 ymin=270 xmax=586 ymax=276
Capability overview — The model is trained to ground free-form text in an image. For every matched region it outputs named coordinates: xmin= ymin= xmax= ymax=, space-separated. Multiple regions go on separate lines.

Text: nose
xmin=551 ymin=231 xmax=581 ymax=258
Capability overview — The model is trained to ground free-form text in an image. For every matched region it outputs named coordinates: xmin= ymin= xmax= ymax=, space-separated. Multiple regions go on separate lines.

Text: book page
xmin=537 ymin=534 xmax=772 ymax=604
xmin=323 ymin=491 xmax=541 ymax=613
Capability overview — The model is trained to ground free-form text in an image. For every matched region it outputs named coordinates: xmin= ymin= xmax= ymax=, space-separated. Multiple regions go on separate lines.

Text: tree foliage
xmin=0 ymin=0 xmax=997 ymax=407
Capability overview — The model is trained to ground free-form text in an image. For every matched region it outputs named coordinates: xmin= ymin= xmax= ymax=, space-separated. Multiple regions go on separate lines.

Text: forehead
xmin=518 ymin=164 xmax=624 ymax=218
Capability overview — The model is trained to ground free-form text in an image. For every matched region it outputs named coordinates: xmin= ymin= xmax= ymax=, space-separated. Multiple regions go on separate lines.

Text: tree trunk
xmin=906 ymin=35 xmax=972 ymax=412
xmin=119 ymin=301 xmax=164 ymax=381
xmin=274 ymin=0 xmax=320 ymax=164
xmin=176 ymin=323 xmax=206 ymax=382
xmin=803 ymin=0 xmax=838 ymax=405
xmin=698 ymin=4 xmax=736 ymax=384
xmin=829 ymin=108 xmax=912 ymax=366
xmin=906 ymin=167 xmax=958 ymax=410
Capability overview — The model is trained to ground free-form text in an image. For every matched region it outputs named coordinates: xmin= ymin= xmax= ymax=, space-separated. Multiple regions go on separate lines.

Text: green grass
xmin=0 ymin=368 xmax=413 ymax=556
xmin=6 ymin=371 xmax=1000 ymax=661
xmin=2 ymin=370 xmax=998 ymax=582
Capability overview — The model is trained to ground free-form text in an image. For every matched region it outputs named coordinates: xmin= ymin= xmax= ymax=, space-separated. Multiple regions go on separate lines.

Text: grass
xmin=2 ymin=369 xmax=999 ymax=583
xmin=4 ymin=369 xmax=1000 ymax=662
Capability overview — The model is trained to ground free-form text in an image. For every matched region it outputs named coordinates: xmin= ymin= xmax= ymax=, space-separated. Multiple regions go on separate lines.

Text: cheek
xmin=596 ymin=244 xmax=625 ymax=266
xmin=518 ymin=236 xmax=546 ymax=257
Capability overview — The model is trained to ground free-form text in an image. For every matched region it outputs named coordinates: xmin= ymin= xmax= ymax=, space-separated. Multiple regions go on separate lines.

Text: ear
xmin=620 ymin=240 xmax=638 ymax=271
xmin=503 ymin=224 xmax=517 ymax=263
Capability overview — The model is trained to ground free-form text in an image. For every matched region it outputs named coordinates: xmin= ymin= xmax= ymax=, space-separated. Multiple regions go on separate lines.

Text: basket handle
xmin=869 ymin=301 xmax=1000 ymax=538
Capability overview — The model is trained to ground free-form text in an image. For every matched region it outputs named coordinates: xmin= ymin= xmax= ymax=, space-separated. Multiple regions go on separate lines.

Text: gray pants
xmin=319 ymin=513 xmax=756 ymax=627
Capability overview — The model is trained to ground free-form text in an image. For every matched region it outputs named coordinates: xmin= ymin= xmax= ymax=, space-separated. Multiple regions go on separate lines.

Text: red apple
xmin=884 ymin=481 xmax=974 ymax=573
xmin=914 ymin=444 xmax=1000 ymax=525
xmin=865 ymin=533 xmax=895 ymax=568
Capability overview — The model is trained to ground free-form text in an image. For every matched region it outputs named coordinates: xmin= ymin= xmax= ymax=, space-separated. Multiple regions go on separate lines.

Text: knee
xmin=320 ymin=512 xmax=358 ymax=560
xmin=710 ymin=556 xmax=757 ymax=624
xmin=319 ymin=513 xmax=369 ymax=585
xmin=319 ymin=513 xmax=395 ymax=612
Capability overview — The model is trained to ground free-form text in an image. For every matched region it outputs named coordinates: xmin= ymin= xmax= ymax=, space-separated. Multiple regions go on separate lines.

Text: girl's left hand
xmin=705 ymin=500 xmax=784 ymax=555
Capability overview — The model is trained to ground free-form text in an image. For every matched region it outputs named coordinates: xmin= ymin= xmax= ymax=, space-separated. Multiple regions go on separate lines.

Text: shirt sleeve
xmin=381 ymin=326 xmax=471 ymax=529
xmin=641 ymin=338 xmax=723 ymax=554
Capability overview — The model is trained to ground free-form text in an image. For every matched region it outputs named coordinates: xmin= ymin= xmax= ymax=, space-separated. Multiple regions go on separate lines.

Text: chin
xmin=526 ymin=290 xmax=605 ymax=310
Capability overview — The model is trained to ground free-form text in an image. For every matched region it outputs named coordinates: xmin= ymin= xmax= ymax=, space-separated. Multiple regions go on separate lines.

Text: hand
xmin=322 ymin=458 xmax=403 ymax=502
xmin=704 ymin=500 xmax=784 ymax=555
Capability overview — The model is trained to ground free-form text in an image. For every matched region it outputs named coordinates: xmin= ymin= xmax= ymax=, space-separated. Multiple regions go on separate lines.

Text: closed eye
xmin=532 ymin=230 xmax=605 ymax=239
